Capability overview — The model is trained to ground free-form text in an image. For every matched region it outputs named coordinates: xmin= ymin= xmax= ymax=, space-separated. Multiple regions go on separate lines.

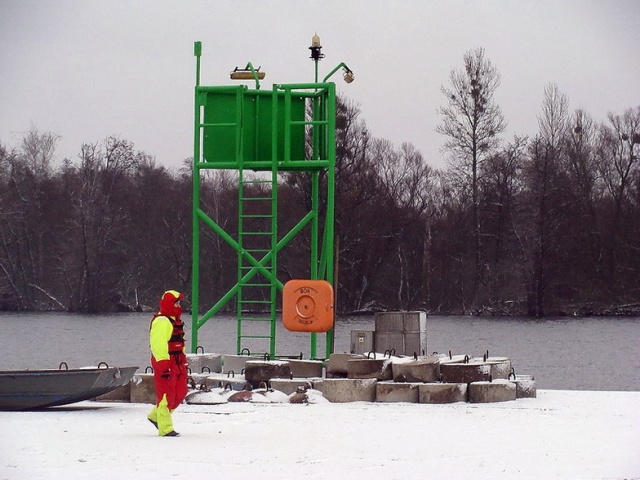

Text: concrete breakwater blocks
xmin=244 ymin=360 xmax=292 ymax=388
xmin=193 ymin=373 xmax=248 ymax=391
xmin=470 ymin=356 xmax=511 ymax=380
xmin=130 ymin=373 xmax=156 ymax=404
xmin=392 ymin=357 xmax=440 ymax=382
xmin=440 ymin=362 xmax=491 ymax=384
xmin=347 ymin=357 xmax=393 ymax=380
xmin=468 ymin=380 xmax=517 ymax=403
xmin=186 ymin=353 xmax=222 ymax=374
xmin=223 ymin=354 xmax=263 ymax=375
xmin=314 ymin=378 xmax=377 ymax=402
xmin=326 ymin=353 xmax=364 ymax=377
xmin=376 ymin=381 xmax=420 ymax=403
xmin=437 ymin=354 xmax=468 ymax=365
xmin=92 ymin=382 xmax=131 ymax=402
xmin=418 ymin=383 xmax=468 ymax=403
xmin=487 ymin=357 xmax=511 ymax=379
xmin=270 ymin=378 xmax=317 ymax=396
xmin=513 ymin=375 xmax=537 ymax=398
xmin=288 ymin=359 xmax=323 ymax=378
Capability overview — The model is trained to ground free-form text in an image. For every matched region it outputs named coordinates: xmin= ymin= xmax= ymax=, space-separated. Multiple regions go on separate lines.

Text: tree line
xmin=1 ymin=48 xmax=639 ymax=316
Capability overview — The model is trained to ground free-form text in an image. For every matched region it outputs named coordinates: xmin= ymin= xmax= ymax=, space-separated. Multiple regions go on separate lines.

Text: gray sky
xmin=1 ymin=0 xmax=639 ymax=171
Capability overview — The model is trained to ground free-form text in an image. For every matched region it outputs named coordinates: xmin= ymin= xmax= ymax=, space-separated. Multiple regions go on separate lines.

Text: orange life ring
xmin=282 ymin=280 xmax=334 ymax=332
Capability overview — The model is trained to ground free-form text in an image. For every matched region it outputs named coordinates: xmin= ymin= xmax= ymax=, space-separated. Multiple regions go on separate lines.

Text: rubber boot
xmin=156 ymin=394 xmax=178 ymax=436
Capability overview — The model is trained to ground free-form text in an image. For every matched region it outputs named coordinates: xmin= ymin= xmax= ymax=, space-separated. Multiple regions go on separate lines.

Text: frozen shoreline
xmin=2 ymin=389 xmax=639 ymax=479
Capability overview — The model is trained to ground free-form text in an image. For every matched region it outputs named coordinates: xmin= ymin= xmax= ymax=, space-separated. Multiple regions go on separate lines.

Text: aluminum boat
xmin=0 ymin=365 xmax=138 ymax=411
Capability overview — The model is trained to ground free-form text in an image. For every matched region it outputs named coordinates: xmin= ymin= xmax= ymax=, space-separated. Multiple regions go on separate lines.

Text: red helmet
xmin=159 ymin=290 xmax=184 ymax=317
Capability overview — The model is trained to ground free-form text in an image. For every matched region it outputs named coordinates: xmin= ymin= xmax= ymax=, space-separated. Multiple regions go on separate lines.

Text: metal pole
xmin=325 ymin=82 xmax=337 ymax=357
xmin=191 ymin=42 xmax=202 ymax=353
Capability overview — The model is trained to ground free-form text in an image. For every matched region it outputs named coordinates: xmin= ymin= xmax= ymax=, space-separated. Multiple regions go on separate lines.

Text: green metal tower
xmin=190 ymin=40 xmax=349 ymax=359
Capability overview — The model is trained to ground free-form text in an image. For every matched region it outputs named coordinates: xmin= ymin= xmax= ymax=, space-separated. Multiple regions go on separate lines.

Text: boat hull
xmin=0 ymin=366 xmax=138 ymax=411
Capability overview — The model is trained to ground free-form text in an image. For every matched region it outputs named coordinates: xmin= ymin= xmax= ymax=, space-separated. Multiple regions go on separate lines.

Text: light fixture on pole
xmin=309 ymin=33 xmax=355 ymax=85
xmin=309 ymin=33 xmax=324 ymax=82
xmin=229 ymin=63 xmax=265 ymax=90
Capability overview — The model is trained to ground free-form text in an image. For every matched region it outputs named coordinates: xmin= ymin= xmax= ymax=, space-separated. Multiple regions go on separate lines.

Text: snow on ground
xmin=1 ymin=390 xmax=639 ymax=480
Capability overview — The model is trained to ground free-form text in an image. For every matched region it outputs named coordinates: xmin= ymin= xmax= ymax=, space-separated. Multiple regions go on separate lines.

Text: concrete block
xmin=513 ymin=375 xmax=537 ymax=398
xmin=418 ymin=383 xmax=468 ymax=404
xmin=472 ymin=356 xmax=512 ymax=380
xmin=347 ymin=357 xmax=393 ymax=380
xmin=288 ymin=359 xmax=323 ymax=378
xmin=130 ymin=373 xmax=156 ymax=404
xmin=468 ymin=380 xmax=517 ymax=403
xmin=244 ymin=360 xmax=292 ymax=388
xmin=376 ymin=381 xmax=420 ymax=403
xmin=185 ymin=389 xmax=228 ymax=405
xmin=186 ymin=353 xmax=222 ymax=374
xmin=326 ymin=353 xmax=364 ymax=375
xmin=223 ymin=354 xmax=263 ymax=375
xmin=270 ymin=378 xmax=316 ymax=395
xmin=314 ymin=378 xmax=377 ymax=403
xmin=488 ymin=357 xmax=511 ymax=379
xmin=191 ymin=373 xmax=249 ymax=391
xmin=92 ymin=382 xmax=131 ymax=402
xmin=440 ymin=362 xmax=491 ymax=384
xmin=437 ymin=354 xmax=468 ymax=364
xmin=392 ymin=357 xmax=440 ymax=382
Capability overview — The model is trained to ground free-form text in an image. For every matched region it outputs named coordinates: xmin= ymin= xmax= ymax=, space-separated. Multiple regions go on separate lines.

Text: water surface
xmin=1 ymin=312 xmax=638 ymax=391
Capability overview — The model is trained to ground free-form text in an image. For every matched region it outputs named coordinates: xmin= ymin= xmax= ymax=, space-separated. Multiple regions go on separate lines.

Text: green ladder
xmin=236 ymin=168 xmax=278 ymax=356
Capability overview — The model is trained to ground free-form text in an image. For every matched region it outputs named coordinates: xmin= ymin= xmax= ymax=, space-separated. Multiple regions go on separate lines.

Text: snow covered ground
xmin=1 ymin=389 xmax=639 ymax=479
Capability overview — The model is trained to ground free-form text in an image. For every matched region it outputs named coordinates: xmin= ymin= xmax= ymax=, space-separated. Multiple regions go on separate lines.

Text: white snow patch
xmin=1 ymin=390 xmax=639 ymax=479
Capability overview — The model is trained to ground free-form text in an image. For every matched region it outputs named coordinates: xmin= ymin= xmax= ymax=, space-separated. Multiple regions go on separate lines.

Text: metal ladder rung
xmin=290 ymin=119 xmax=328 ymax=126
xmin=238 ymin=168 xmax=277 ymax=356
xmin=240 ymin=231 xmax=273 ymax=236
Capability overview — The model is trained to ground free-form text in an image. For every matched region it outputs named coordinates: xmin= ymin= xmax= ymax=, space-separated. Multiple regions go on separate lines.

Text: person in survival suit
xmin=147 ymin=290 xmax=189 ymax=437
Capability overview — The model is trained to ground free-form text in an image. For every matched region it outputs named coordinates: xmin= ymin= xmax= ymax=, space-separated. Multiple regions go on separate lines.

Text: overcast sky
xmin=1 ymin=0 xmax=639 ymax=171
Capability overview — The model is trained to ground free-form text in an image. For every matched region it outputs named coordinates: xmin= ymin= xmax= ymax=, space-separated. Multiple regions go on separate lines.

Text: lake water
xmin=1 ymin=312 xmax=638 ymax=391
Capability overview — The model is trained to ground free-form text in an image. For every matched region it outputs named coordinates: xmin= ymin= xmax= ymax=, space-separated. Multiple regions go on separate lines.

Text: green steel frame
xmin=190 ymin=42 xmax=337 ymax=358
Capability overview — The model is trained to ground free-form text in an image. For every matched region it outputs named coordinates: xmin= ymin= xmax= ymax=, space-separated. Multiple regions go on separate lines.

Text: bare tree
xmin=565 ymin=109 xmax=600 ymax=216
xmin=436 ymin=47 xmax=507 ymax=307
xmin=20 ymin=127 xmax=59 ymax=180
xmin=596 ymin=106 xmax=640 ymax=290
xmin=517 ymin=84 xmax=569 ymax=316
xmin=0 ymin=130 xmax=63 ymax=309
xmin=62 ymin=138 xmax=137 ymax=311
xmin=480 ymin=136 xmax=527 ymax=310
xmin=376 ymin=141 xmax=436 ymax=308
xmin=561 ymin=109 xmax=605 ymax=300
